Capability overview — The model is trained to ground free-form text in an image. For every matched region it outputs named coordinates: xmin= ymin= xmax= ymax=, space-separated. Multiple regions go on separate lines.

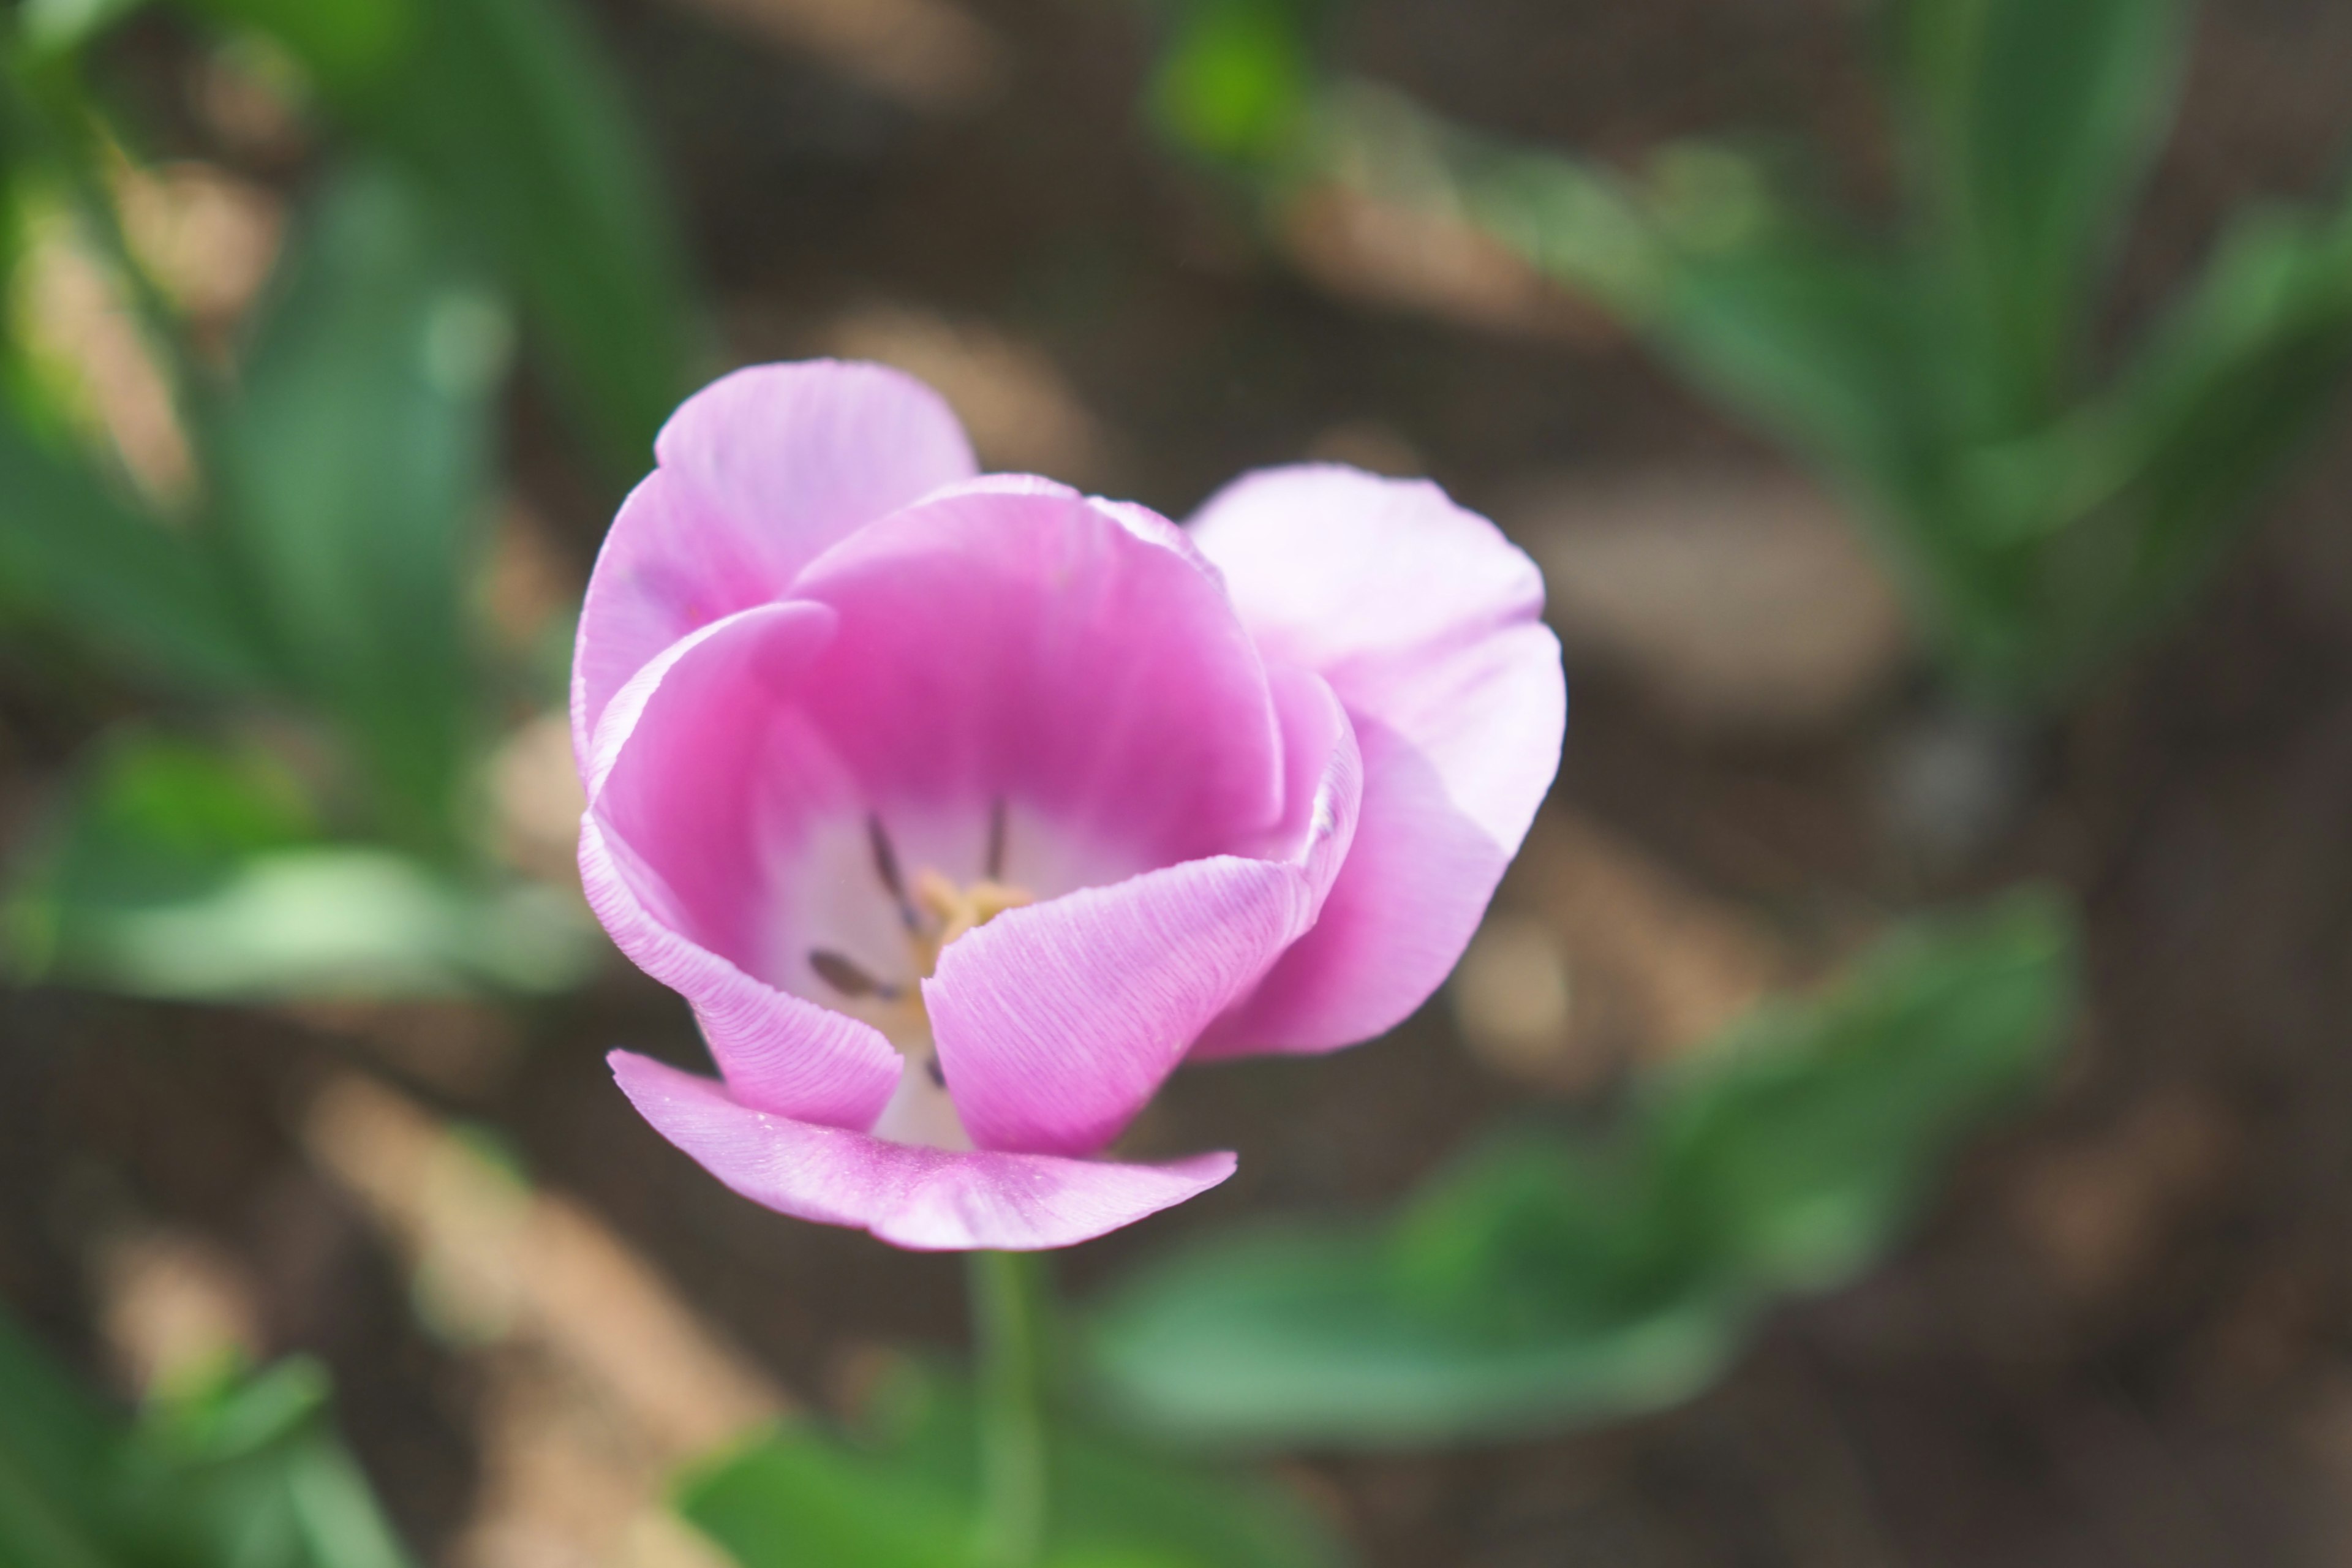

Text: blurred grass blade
xmin=1087 ymin=892 xmax=2076 ymax=1446
xmin=0 ymin=1305 xmax=121 ymax=1568
xmin=221 ymin=164 xmax=500 ymax=847
xmin=9 ymin=731 xmax=598 ymax=998
xmin=1641 ymin=213 xmax=1932 ymax=513
xmin=1234 ymin=52 xmax=2351 ymax=710
xmin=0 ymin=1302 xmax=418 ymax=1568
xmin=169 ymin=0 xmax=704 ymax=470
xmin=1885 ymin=0 xmax=2194 ymax=418
xmin=682 ymin=1360 xmax=1345 ymax=1568
xmin=2043 ymin=188 xmax=2352 ymax=673
xmin=363 ymin=0 xmax=705 ymax=468
xmin=126 ymin=1357 xmax=418 ymax=1568
xmin=0 ymin=407 xmax=268 ymax=695
xmin=1641 ymin=888 xmax=2074 ymax=1290
xmin=1305 ymin=91 xmax=1943 ymax=543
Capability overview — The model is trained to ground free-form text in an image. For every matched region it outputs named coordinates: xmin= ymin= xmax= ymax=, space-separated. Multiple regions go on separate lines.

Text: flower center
xmin=805 ymin=806 xmax=1031 ymax=1080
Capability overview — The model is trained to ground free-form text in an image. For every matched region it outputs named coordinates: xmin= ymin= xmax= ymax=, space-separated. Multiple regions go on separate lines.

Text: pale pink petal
xmin=924 ymin=858 xmax=1307 ymax=1158
xmin=584 ymin=484 xmax=1307 ymax=1115
xmin=785 ymin=478 xmax=1285 ymax=873
xmin=1190 ymin=464 xmax=1545 ymax=674
xmin=584 ymin=601 xmax=902 ymax=1129
xmin=571 ymin=361 xmax=976 ymax=756
xmin=922 ymin=666 xmax=1359 ymax=1158
xmin=611 ymin=1052 xmax=1234 ymax=1251
xmin=1189 ymin=465 xmax=1566 ymax=1055
xmin=1252 ymin=662 xmax=1362 ymax=916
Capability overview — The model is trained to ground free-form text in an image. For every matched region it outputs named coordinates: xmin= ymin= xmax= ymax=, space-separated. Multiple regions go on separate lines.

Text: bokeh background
xmin=4 ymin=1 xmax=2352 ymax=1564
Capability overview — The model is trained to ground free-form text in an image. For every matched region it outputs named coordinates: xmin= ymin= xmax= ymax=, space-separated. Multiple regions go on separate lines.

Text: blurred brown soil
xmin=7 ymin=0 xmax=2352 ymax=1564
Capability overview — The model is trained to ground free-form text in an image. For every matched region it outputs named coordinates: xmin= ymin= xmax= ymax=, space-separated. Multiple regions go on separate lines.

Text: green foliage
xmin=17 ymin=0 xmax=154 ymax=65
xmin=679 ymin=1361 xmax=1347 ymax=1568
xmin=9 ymin=731 xmax=597 ymax=999
xmin=0 ymin=0 xmax=669 ymax=1000
xmin=1886 ymin=0 xmax=2194 ymax=420
xmin=0 ymin=1304 xmax=416 ymax=1568
xmin=0 ymin=409 xmax=269 ymax=696
xmin=1148 ymin=0 xmax=1319 ymax=167
xmin=1153 ymin=0 xmax=2352 ymax=709
xmin=217 ymin=163 xmax=501 ymax=848
xmin=1085 ymin=892 xmax=2077 ymax=1446
xmin=167 ymin=0 xmax=706 ymax=470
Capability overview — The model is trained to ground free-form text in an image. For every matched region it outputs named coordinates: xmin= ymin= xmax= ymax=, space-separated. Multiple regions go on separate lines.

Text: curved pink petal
xmin=923 ymin=665 xmax=1359 ymax=1159
xmin=925 ymin=858 xmax=1308 ymax=1158
xmin=585 ymin=487 xmax=1306 ymax=1120
xmin=1188 ymin=465 xmax=1566 ymax=1057
xmin=571 ymin=361 xmax=977 ymax=756
xmin=584 ymin=601 xmax=902 ymax=1129
xmin=611 ymin=1052 xmax=1234 ymax=1251
xmin=1253 ymin=662 xmax=1363 ymax=915
xmin=785 ymin=478 xmax=1285 ymax=872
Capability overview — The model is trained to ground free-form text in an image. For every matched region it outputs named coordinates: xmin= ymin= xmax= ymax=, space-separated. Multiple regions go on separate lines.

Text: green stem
xmin=969 ymin=1249 xmax=1051 ymax=1568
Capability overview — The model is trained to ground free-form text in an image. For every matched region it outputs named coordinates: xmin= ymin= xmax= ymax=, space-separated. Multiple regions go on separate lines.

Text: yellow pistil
xmin=812 ymin=810 xmax=1035 ymax=1099
xmin=911 ymin=869 xmax=1032 ymax=971
xmin=810 ymin=867 xmax=1033 ymax=1066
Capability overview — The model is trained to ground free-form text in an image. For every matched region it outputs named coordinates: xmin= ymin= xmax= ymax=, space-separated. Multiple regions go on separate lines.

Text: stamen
xmin=985 ymin=796 xmax=1009 ymax=881
xmin=925 ymin=1058 xmax=947 ymax=1088
xmin=867 ymin=813 xmax=919 ymax=930
xmin=809 ymin=948 xmax=900 ymax=1000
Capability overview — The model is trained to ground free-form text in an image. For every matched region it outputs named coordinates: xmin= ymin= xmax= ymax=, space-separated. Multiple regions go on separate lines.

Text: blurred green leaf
xmin=17 ymin=0 xmax=153 ymax=62
xmin=1087 ymin=892 xmax=2076 ymax=1446
xmin=0 ymin=1305 xmax=120 ymax=1568
xmin=167 ymin=0 xmax=410 ymax=88
xmin=682 ymin=1362 xmax=1344 ymax=1568
xmin=1642 ymin=214 xmax=1935 ymax=513
xmin=1642 ymin=890 xmax=2073 ymax=1289
xmin=9 ymin=730 xmax=597 ymax=999
xmin=1202 ymin=15 xmax=2352 ymax=711
xmin=169 ymin=0 xmax=704 ymax=469
xmin=220 ymin=164 xmax=500 ymax=846
xmin=1886 ymin=0 xmax=2193 ymax=419
xmin=0 ymin=1303 xmax=417 ymax=1568
xmin=18 ymin=730 xmax=315 ymax=894
xmin=122 ymin=1359 xmax=416 ymax=1568
xmin=360 ymin=0 xmax=704 ymax=467
xmin=1150 ymin=0 xmax=1317 ymax=166
xmin=23 ymin=843 xmax=598 ymax=1000
xmin=0 ymin=407 xmax=268 ymax=695
xmin=1083 ymin=1220 xmax=1744 ymax=1453
xmin=2041 ymin=189 xmax=2352 ymax=669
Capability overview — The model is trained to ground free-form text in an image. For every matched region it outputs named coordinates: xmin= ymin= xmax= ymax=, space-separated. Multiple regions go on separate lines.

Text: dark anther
xmin=867 ymin=813 xmax=919 ymax=929
xmin=985 ymin=796 xmax=1009 ymax=881
xmin=925 ymin=1058 xmax=947 ymax=1088
xmin=810 ymin=948 xmax=898 ymax=1000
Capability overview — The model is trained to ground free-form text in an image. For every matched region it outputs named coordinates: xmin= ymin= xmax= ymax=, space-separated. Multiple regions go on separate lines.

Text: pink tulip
xmin=575 ymin=361 xmax=1564 ymax=1251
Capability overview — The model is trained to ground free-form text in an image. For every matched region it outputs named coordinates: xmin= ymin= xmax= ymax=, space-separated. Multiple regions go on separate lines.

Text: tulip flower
xmin=575 ymin=361 xmax=1564 ymax=1250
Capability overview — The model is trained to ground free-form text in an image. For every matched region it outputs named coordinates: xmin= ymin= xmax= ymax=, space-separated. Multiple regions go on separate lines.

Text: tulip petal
xmin=925 ymin=856 xmax=1309 ymax=1158
xmin=1253 ymin=662 xmax=1363 ymax=917
xmin=924 ymin=666 xmax=1358 ymax=1158
xmin=1189 ymin=465 xmax=1566 ymax=1056
xmin=611 ymin=1051 xmax=1235 ymax=1251
xmin=584 ymin=601 xmax=903 ymax=1130
xmin=786 ymin=478 xmax=1286 ymax=875
xmin=572 ymin=361 xmax=977 ymax=756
